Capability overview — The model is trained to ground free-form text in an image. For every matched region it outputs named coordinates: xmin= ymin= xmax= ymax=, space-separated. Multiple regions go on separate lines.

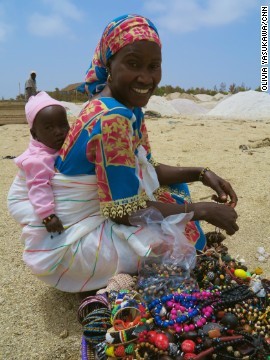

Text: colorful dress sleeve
xmin=92 ymin=111 xmax=149 ymax=218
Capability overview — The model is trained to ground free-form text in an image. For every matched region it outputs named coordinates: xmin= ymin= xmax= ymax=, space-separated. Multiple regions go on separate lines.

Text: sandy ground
xmin=0 ymin=115 xmax=270 ymax=359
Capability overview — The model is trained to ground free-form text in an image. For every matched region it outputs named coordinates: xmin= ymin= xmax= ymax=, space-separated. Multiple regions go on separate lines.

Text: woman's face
xmin=108 ymin=40 xmax=162 ymax=109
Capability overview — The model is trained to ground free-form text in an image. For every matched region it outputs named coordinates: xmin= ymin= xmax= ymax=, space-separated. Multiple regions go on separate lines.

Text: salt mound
xmin=144 ymin=95 xmax=179 ymax=116
xmin=166 ymin=92 xmax=182 ymax=100
xmin=195 ymin=94 xmax=214 ymax=102
xmin=60 ymin=101 xmax=86 ymax=117
xmin=166 ymin=92 xmax=198 ymax=101
xmin=169 ymin=99 xmax=208 ymax=115
xmin=213 ymin=93 xmax=227 ymax=101
xmin=208 ymin=90 xmax=270 ymax=120
xmin=198 ymin=101 xmax=219 ymax=110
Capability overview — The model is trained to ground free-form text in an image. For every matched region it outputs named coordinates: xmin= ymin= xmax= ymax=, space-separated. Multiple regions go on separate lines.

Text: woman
xmin=8 ymin=14 xmax=238 ymax=293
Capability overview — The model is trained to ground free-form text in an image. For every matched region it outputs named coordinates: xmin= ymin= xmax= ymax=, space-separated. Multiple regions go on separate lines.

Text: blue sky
xmin=0 ymin=0 xmax=266 ymax=99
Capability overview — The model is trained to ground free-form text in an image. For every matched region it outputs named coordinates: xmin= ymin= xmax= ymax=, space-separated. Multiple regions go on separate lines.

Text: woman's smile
xmin=132 ymin=87 xmax=152 ymax=94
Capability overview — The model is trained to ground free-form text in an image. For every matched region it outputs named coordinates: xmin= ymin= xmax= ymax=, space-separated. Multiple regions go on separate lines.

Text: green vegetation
xmin=154 ymin=82 xmax=252 ymax=96
xmin=1 ymin=82 xmax=261 ymax=101
xmin=14 ymin=87 xmax=88 ymax=103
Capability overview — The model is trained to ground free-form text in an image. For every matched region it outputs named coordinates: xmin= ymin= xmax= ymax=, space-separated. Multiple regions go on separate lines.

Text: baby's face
xmin=31 ymin=106 xmax=70 ymax=150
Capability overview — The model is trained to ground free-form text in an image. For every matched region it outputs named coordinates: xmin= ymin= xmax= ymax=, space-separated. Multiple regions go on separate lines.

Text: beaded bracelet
xmin=112 ymin=307 xmax=141 ymax=330
xmin=198 ymin=167 xmax=210 ymax=182
xmin=112 ymin=289 xmax=143 ymax=306
xmin=106 ymin=324 xmax=139 ymax=345
xmin=113 ymin=316 xmax=141 ymax=331
xmin=83 ymin=308 xmax=112 ymax=345
xmin=111 ymin=301 xmax=141 ymax=321
xmin=134 ymin=342 xmax=169 ymax=359
xmin=78 ymin=294 xmax=109 ymax=325
xmin=42 ymin=214 xmax=56 ymax=225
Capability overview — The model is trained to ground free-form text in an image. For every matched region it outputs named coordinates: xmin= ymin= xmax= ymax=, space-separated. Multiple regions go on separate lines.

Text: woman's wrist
xmin=198 ymin=167 xmax=211 ymax=182
xmin=188 ymin=203 xmax=207 ymax=221
xmin=179 ymin=167 xmax=205 ymax=183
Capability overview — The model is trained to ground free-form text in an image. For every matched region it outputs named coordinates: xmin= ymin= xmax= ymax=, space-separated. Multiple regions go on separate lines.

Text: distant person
xmin=25 ymin=71 xmax=37 ymax=101
xmin=9 ymin=91 xmax=70 ymax=233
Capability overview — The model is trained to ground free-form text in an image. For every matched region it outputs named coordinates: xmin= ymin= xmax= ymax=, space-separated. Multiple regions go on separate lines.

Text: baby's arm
xmin=22 ymin=155 xmax=64 ymax=233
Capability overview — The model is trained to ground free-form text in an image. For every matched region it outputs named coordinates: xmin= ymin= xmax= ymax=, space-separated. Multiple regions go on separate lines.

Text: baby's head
xmin=26 ymin=91 xmax=70 ymax=150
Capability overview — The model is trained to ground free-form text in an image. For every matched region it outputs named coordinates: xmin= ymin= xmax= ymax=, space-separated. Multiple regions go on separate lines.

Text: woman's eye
xmin=128 ymin=61 xmax=139 ymax=68
xmin=151 ymin=63 xmax=161 ymax=70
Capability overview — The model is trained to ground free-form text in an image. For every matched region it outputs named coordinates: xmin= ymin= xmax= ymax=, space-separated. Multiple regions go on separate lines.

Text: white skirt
xmin=7 ymin=164 xmax=193 ymax=293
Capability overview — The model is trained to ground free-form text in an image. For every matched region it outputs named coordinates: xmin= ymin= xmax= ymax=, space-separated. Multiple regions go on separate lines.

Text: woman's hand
xmin=201 ymin=170 xmax=238 ymax=208
xmin=194 ymin=202 xmax=239 ymax=235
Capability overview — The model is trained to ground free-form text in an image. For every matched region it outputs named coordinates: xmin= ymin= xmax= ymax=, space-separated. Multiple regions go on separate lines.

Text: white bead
xmin=258 ymin=255 xmax=266 ymax=262
xmin=257 ymin=246 xmax=265 ymax=255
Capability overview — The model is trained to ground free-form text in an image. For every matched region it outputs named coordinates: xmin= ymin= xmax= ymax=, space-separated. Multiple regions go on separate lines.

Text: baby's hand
xmin=43 ymin=214 xmax=64 ymax=233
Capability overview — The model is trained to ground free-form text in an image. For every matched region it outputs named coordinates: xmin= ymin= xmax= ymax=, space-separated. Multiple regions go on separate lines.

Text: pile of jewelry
xmin=80 ymin=234 xmax=270 ymax=360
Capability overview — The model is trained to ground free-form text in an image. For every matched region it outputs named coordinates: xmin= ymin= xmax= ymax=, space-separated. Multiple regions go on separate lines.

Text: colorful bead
xmin=114 ymin=345 xmax=125 ymax=357
xmin=105 ymin=345 xmax=115 ymax=357
xmin=234 ymin=269 xmax=247 ymax=279
xmin=183 ymin=353 xmax=196 ymax=360
xmin=181 ymin=340 xmax=196 ymax=353
xmin=154 ymin=333 xmax=169 ymax=350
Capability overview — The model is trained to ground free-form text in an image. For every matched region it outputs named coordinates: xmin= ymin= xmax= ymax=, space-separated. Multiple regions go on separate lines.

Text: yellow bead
xmin=254 ymin=267 xmax=263 ymax=275
xmin=234 ymin=269 xmax=247 ymax=279
xmin=105 ymin=346 xmax=115 ymax=357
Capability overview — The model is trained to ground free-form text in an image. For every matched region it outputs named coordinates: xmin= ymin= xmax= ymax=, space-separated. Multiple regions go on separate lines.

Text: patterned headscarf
xmin=81 ymin=14 xmax=161 ymax=96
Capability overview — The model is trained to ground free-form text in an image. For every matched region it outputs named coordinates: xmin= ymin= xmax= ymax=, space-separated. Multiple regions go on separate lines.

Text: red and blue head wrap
xmin=80 ymin=14 xmax=161 ymax=96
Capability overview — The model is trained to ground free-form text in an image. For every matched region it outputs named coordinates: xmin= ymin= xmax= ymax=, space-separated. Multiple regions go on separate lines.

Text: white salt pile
xmin=194 ymin=94 xmax=214 ymax=102
xmin=208 ymin=90 xmax=270 ymax=120
xmin=213 ymin=93 xmax=227 ymax=101
xmin=166 ymin=92 xmax=198 ymax=101
xmin=165 ymin=92 xmax=182 ymax=100
xmin=146 ymin=95 xmax=215 ymax=116
xmin=60 ymin=101 xmax=86 ymax=117
xmin=144 ymin=95 xmax=179 ymax=116
xmin=169 ymin=99 xmax=208 ymax=115
xmin=64 ymin=90 xmax=269 ymax=120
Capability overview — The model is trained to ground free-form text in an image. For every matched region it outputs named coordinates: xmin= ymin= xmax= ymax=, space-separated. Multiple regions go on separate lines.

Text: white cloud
xmin=41 ymin=0 xmax=83 ymax=21
xmin=27 ymin=0 xmax=83 ymax=38
xmin=28 ymin=14 xmax=70 ymax=37
xmin=0 ymin=21 xmax=10 ymax=42
xmin=0 ymin=5 xmax=12 ymax=42
xmin=143 ymin=0 xmax=259 ymax=33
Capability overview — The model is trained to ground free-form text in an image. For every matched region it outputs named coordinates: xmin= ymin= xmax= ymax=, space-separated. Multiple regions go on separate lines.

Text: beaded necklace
xmin=210 ymin=332 xmax=270 ymax=360
xmin=148 ymin=290 xmax=220 ymax=332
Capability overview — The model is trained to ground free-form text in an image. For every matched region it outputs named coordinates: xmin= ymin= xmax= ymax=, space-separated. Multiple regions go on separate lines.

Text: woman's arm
xmin=112 ymin=199 xmax=239 ymax=236
xmin=155 ymin=163 xmax=203 ymax=185
xmin=155 ymin=163 xmax=238 ymax=207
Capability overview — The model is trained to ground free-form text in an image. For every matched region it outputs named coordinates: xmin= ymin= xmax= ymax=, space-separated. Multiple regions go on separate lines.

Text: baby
xmin=14 ymin=91 xmax=70 ymax=233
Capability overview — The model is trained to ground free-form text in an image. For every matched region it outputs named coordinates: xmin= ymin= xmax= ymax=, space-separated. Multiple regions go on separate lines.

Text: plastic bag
xmin=129 ymin=207 xmax=198 ymax=302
